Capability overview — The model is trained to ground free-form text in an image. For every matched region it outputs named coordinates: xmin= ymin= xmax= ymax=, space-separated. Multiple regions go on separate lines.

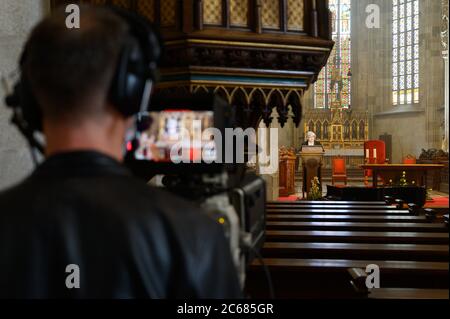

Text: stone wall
xmin=368 ymin=0 xmax=445 ymax=163
xmin=0 ymin=0 xmax=49 ymax=191
xmin=298 ymin=0 xmax=445 ymax=164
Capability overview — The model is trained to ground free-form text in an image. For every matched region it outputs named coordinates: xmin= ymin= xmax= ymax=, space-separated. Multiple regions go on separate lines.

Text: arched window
xmin=359 ymin=120 xmax=365 ymax=140
xmin=314 ymin=0 xmax=351 ymax=109
xmin=351 ymin=121 xmax=358 ymax=140
xmin=323 ymin=121 xmax=329 ymax=139
xmin=392 ymin=0 xmax=419 ymax=105
xmin=316 ymin=122 xmax=322 ymax=139
xmin=308 ymin=120 xmax=315 ymax=133
xmin=344 ymin=120 xmax=350 ymax=139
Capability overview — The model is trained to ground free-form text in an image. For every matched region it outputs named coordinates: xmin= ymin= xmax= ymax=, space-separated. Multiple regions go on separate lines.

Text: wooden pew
xmin=267 ymin=200 xmax=388 ymax=206
xmin=348 ymin=268 xmax=449 ymax=299
xmin=265 ymin=230 xmax=449 ymax=244
xmin=246 ymin=258 xmax=449 ymax=298
xmin=267 ymin=214 xmax=428 ymax=223
xmin=262 ymin=242 xmax=449 ymax=261
xmin=266 ymin=208 xmax=410 ymax=215
xmin=266 ymin=221 xmax=449 ymax=233
xmin=245 ymin=199 xmax=449 ymax=299
xmin=367 ymin=288 xmax=449 ymax=299
xmin=267 ymin=204 xmax=397 ymax=210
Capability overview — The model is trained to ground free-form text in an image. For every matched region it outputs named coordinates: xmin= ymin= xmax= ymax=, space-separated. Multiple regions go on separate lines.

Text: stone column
xmin=442 ymin=0 xmax=449 ymax=152
xmin=0 ymin=0 xmax=49 ymax=190
xmin=256 ymin=110 xmax=279 ymax=201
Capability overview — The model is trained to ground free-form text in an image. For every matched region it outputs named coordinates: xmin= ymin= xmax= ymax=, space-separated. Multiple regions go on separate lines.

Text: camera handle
xmin=201 ymin=193 xmax=246 ymax=288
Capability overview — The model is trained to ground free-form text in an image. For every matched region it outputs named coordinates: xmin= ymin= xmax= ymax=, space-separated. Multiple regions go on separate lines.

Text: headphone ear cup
xmin=110 ymin=37 xmax=147 ymax=117
xmin=107 ymin=6 xmax=161 ymax=117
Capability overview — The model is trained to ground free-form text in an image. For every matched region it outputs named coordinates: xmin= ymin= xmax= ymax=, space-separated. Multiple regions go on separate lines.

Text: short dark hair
xmin=25 ymin=5 xmax=129 ymax=121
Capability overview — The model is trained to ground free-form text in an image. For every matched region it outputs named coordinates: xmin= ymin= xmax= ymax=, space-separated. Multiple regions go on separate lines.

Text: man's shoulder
xmin=85 ymin=175 xmax=220 ymax=232
xmin=143 ymin=185 xmax=219 ymax=229
xmin=0 ymin=173 xmax=211 ymax=224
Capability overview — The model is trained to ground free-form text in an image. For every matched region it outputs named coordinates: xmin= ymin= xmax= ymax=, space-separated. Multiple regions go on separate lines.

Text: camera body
xmin=125 ymin=93 xmax=266 ymax=286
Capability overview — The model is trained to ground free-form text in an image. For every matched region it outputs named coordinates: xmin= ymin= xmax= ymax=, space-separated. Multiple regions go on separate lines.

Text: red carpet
xmin=277 ymin=195 xmax=299 ymax=201
xmin=425 ymin=196 xmax=449 ymax=208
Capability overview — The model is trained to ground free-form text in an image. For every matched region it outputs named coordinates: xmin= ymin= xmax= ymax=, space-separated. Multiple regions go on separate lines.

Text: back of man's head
xmin=24 ymin=5 xmax=129 ymax=123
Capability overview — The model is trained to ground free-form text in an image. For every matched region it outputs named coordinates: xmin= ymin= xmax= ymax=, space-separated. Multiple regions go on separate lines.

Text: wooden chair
xmin=332 ymin=156 xmax=347 ymax=186
xmin=364 ymin=140 xmax=388 ymax=186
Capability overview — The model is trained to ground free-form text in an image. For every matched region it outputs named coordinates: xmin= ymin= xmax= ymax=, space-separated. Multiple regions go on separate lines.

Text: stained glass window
xmin=314 ymin=0 xmax=351 ymax=109
xmin=393 ymin=0 xmax=419 ymax=105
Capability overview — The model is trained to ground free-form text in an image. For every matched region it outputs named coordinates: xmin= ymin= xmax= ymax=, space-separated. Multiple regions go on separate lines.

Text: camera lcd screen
xmin=134 ymin=110 xmax=217 ymax=163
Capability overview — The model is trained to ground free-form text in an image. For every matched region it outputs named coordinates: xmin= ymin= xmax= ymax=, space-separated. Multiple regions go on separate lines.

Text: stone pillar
xmin=0 ymin=0 xmax=49 ymax=191
xmin=443 ymin=55 xmax=449 ymax=152
xmin=442 ymin=0 xmax=449 ymax=152
xmin=256 ymin=110 xmax=279 ymax=201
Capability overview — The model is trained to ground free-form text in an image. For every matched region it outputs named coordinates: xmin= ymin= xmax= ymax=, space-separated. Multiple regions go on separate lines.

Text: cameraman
xmin=0 ymin=5 xmax=242 ymax=298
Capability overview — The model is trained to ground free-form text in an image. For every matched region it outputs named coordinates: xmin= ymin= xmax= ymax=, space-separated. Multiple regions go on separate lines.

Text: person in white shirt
xmin=302 ymin=131 xmax=322 ymax=146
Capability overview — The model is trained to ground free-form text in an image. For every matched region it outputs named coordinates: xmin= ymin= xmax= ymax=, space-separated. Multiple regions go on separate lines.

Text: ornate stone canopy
xmin=52 ymin=0 xmax=334 ymax=128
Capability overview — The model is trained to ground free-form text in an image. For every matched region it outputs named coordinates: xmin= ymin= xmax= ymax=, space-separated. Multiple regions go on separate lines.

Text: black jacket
xmin=0 ymin=151 xmax=242 ymax=299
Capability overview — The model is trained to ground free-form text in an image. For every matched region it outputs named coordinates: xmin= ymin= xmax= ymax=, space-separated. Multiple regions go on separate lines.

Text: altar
xmin=323 ymin=148 xmax=364 ymax=169
xmin=360 ymin=164 xmax=445 ymax=188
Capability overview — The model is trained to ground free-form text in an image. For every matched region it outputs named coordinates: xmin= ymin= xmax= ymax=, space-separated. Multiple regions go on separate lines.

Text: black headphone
xmin=4 ymin=6 xmax=162 ymax=153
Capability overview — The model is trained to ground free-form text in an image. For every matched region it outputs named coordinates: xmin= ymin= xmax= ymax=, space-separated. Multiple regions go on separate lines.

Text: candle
xmin=374 ymin=148 xmax=377 ymax=159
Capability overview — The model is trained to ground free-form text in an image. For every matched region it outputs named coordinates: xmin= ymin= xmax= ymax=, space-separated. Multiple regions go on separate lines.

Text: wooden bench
xmin=262 ymin=242 xmax=449 ymax=261
xmin=267 ymin=204 xmax=397 ymax=210
xmin=246 ymin=258 xmax=449 ymax=298
xmin=266 ymin=221 xmax=449 ymax=233
xmin=252 ymin=258 xmax=449 ymax=273
xmin=347 ymin=268 xmax=449 ymax=299
xmin=268 ymin=200 xmax=388 ymax=206
xmin=245 ymin=200 xmax=449 ymax=298
xmin=266 ymin=208 xmax=410 ymax=215
xmin=367 ymin=288 xmax=449 ymax=299
xmin=267 ymin=214 xmax=428 ymax=223
xmin=265 ymin=230 xmax=449 ymax=244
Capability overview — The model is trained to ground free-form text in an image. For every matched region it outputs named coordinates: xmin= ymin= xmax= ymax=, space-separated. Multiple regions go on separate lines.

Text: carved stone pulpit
xmin=300 ymin=146 xmax=325 ymax=198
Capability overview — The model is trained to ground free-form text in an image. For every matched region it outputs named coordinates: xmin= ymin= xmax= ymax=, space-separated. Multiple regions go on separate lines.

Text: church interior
xmin=0 ymin=0 xmax=449 ymax=300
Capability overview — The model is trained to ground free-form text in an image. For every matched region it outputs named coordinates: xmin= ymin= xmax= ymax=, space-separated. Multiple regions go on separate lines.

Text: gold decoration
xmin=161 ymin=0 xmax=177 ymax=27
xmin=230 ymin=0 xmax=249 ymax=27
xmin=203 ymin=0 xmax=223 ymax=25
xmin=303 ymin=109 xmax=369 ymax=168
xmin=287 ymin=0 xmax=304 ymax=31
xmin=137 ymin=0 xmax=155 ymax=22
xmin=261 ymin=0 xmax=280 ymax=29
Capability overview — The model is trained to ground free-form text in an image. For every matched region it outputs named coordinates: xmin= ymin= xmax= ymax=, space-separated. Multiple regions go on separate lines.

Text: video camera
xmin=125 ymin=92 xmax=266 ymax=287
